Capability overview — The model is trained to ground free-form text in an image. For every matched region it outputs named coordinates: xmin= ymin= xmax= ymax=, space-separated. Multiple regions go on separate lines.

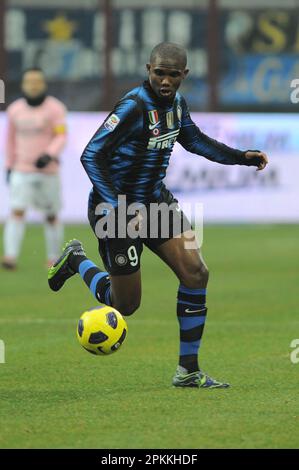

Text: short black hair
xmin=150 ymin=42 xmax=187 ymax=69
xmin=22 ymin=67 xmax=45 ymax=77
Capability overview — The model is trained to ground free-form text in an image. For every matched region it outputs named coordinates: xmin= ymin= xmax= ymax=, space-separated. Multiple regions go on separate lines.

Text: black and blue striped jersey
xmin=81 ymin=81 xmax=257 ymax=207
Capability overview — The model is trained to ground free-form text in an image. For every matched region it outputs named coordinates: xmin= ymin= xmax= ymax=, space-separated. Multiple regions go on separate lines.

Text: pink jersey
xmin=5 ymin=96 xmax=67 ymax=174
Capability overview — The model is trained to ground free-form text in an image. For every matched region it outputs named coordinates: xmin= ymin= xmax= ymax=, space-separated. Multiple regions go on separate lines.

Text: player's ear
xmin=146 ymin=63 xmax=151 ymax=73
xmin=183 ymin=69 xmax=189 ymax=79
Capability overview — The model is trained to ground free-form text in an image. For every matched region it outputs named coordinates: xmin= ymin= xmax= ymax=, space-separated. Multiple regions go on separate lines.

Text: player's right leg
xmin=2 ymin=171 xmax=30 ymax=270
xmin=152 ymin=231 xmax=229 ymax=389
xmin=2 ymin=209 xmax=26 ymax=270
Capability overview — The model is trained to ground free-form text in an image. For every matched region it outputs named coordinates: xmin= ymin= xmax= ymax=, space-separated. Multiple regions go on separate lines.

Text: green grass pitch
xmin=0 ymin=224 xmax=298 ymax=449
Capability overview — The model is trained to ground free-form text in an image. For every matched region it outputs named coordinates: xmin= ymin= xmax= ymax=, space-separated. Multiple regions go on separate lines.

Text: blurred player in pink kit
xmin=2 ymin=68 xmax=67 ymax=270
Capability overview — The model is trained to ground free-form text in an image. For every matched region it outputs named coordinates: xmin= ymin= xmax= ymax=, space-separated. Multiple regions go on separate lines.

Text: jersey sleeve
xmin=177 ymin=98 xmax=256 ymax=166
xmin=5 ymin=107 xmax=17 ymax=170
xmin=80 ymin=97 xmax=142 ymax=208
xmin=45 ymin=101 xmax=67 ymax=157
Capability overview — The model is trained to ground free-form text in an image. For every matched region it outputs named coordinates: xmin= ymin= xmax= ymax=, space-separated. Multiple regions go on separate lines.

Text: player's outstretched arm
xmin=177 ymin=97 xmax=269 ymax=169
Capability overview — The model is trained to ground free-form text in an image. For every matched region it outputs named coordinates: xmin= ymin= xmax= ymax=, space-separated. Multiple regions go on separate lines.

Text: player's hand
xmin=245 ymin=150 xmax=268 ymax=171
xmin=35 ymin=154 xmax=53 ymax=169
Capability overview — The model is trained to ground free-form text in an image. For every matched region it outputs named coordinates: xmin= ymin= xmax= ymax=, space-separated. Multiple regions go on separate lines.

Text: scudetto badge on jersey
xmin=148 ymin=110 xmax=159 ymax=125
xmin=166 ymin=111 xmax=174 ymax=129
xmin=104 ymin=114 xmax=120 ymax=132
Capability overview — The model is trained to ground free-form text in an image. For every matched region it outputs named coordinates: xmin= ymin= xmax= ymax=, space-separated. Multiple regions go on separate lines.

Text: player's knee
xmin=114 ymin=299 xmax=140 ymax=317
xmin=12 ymin=210 xmax=25 ymax=219
xmin=198 ymin=263 xmax=209 ymax=285
xmin=46 ymin=214 xmax=57 ymax=224
xmin=180 ymin=262 xmax=209 ymax=288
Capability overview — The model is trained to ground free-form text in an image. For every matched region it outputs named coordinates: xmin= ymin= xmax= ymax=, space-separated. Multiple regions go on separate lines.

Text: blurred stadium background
xmin=0 ymin=0 xmax=299 ymax=450
xmin=1 ymin=0 xmax=299 ymax=223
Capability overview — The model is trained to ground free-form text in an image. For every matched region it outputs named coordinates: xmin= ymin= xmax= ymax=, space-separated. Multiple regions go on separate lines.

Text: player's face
xmin=146 ymin=58 xmax=189 ymax=101
xmin=22 ymin=71 xmax=47 ymax=98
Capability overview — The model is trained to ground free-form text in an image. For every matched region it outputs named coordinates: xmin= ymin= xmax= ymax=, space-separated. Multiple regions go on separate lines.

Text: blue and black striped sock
xmin=70 ymin=254 xmax=112 ymax=305
xmin=177 ymin=284 xmax=207 ymax=373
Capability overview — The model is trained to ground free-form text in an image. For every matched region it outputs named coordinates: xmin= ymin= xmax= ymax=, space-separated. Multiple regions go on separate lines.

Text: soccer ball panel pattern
xmin=76 ymin=306 xmax=128 ymax=355
xmin=106 ymin=312 xmax=118 ymax=329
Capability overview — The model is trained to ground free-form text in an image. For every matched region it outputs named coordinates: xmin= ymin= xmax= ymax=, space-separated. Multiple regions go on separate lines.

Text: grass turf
xmin=0 ymin=224 xmax=298 ymax=449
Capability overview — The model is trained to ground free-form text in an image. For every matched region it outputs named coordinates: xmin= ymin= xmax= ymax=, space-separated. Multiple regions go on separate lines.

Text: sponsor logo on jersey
xmin=104 ymin=113 xmax=120 ymax=131
xmin=166 ymin=111 xmax=174 ymax=129
xmin=177 ymin=105 xmax=182 ymax=122
xmin=148 ymin=110 xmax=159 ymax=125
xmin=147 ymin=128 xmax=180 ymax=150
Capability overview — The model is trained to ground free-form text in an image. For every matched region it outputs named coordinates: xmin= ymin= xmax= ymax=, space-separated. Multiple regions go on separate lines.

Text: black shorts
xmin=88 ymin=186 xmax=192 ymax=275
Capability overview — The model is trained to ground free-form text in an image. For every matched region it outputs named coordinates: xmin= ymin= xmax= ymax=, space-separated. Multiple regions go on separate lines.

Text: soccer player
xmin=2 ymin=68 xmax=67 ymax=270
xmin=48 ymin=43 xmax=268 ymax=388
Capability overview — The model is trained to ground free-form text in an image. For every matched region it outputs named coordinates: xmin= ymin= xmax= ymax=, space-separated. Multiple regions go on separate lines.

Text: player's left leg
xmin=49 ymin=190 xmax=144 ymax=316
xmin=35 ymin=173 xmax=63 ymax=266
xmin=152 ymin=231 xmax=229 ymax=388
xmin=44 ymin=214 xmax=64 ymax=267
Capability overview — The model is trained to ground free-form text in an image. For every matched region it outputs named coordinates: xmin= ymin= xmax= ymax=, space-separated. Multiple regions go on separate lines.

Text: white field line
xmin=0 ymin=317 xmax=298 ymax=327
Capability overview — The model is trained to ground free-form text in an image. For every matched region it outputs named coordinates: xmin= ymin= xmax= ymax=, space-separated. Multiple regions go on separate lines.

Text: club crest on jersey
xmin=148 ymin=110 xmax=159 ymax=125
xmin=104 ymin=114 xmax=120 ymax=131
xmin=166 ymin=111 xmax=174 ymax=129
xmin=152 ymin=128 xmax=160 ymax=136
xmin=177 ymin=105 xmax=182 ymax=122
